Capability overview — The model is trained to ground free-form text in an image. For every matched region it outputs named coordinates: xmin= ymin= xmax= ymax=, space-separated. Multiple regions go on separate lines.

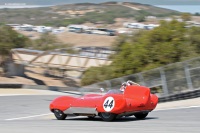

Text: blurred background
xmin=1 ymin=1 xmax=200 ymax=97
xmin=0 ymin=0 xmax=200 ymax=132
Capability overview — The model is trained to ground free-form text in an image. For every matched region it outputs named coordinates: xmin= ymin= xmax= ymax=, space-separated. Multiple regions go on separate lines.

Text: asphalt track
xmin=0 ymin=95 xmax=200 ymax=133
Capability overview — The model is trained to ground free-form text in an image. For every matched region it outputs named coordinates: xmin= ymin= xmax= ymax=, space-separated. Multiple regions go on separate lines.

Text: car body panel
xmin=50 ymin=85 xmax=158 ymax=117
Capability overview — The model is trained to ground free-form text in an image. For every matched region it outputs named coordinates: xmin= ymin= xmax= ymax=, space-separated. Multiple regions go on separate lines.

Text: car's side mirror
xmin=100 ymin=88 xmax=105 ymax=92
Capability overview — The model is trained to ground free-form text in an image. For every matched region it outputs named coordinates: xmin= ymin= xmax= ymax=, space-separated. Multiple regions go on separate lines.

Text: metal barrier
xmin=159 ymin=89 xmax=200 ymax=102
xmin=0 ymin=67 xmax=3 ymax=76
xmin=11 ymin=48 xmax=112 ymax=71
xmin=82 ymin=57 xmax=200 ymax=98
xmin=10 ymin=48 xmax=112 ymax=78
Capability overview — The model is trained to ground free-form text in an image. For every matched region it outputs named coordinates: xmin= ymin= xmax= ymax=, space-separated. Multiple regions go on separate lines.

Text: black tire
xmin=134 ymin=112 xmax=148 ymax=119
xmin=87 ymin=116 xmax=95 ymax=119
xmin=54 ymin=109 xmax=67 ymax=120
xmin=99 ymin=112 xmax=116 ymax=121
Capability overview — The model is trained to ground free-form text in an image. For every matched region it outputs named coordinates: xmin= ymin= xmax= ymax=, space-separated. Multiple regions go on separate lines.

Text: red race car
xmin=49 ymin=81 xmax=158 ymax=121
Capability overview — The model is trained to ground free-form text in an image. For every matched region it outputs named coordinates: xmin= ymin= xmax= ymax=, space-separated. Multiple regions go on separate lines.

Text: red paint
xmin=50 ymin=85 xmax=158 ymax=114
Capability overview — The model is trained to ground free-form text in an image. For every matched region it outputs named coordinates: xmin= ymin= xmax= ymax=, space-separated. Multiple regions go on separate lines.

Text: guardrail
xmin=158 ymin=88 xmax=200 ymax=102
xmin=0 ymin=82 xmax=199 ymax=103
xmin=11 ymin=48 xmax=112 ymax=71
xmin=82 ymin=56 xmax=200 ymax=101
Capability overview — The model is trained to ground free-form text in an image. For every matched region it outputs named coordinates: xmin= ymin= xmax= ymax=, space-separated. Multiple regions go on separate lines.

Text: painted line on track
xmin=0 ymin=94 xmax=27 ymax=96
xmin=5 ymin=113 xmax=53 ymax=121
xmin=155 ymin=105 xmax=200 ymax=111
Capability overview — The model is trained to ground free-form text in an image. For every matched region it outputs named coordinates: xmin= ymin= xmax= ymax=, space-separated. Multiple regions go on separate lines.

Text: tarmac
xmin=0 ymin=88 xmax=67 ymax=96
xmin=0 ymin=88 xmax=200 ymax=133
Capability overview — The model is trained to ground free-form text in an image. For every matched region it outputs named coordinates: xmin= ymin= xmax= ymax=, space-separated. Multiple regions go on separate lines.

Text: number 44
xmin=104 ymin=100 xmax=113 ymax=108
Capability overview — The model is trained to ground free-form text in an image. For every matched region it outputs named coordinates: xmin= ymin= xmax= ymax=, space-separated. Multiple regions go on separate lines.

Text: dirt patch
xmin=192 ymin=16 xmax=200 ymax=23
xmin=18 ymin=30 xmax=116 ymax=47
xmin=17 ymin=30 xmax=41 ymax=40
xmin=0 ymin=76 xmax=35 ymax=85
xmin=56 ymin=32 xmax=116 ymax=47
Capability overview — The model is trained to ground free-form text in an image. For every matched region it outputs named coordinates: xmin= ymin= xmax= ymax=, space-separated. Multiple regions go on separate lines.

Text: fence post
xmin=184 ymin=62 xmax=193 ymax=90
xmin=138 ymin=73 xmax=146 ymax=86
xmin=159 ymin=67 xmax=169 ymax=95
xmin=105 ymin=80 xmax=112 ymax=90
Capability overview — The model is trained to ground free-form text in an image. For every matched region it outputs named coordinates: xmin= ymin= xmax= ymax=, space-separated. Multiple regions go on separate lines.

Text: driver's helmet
xmin=120 ymin=82 xmax=127 ymax=92
xmin=126 ymin=80 xmax=135 ymax=86
xmin=120 ymin=80 xmax=140 ymax=92
xmin=127 ymin=80 xmax=140 ymax=86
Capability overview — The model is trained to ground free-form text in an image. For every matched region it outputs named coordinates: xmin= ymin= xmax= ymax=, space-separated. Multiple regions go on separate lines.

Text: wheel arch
xmin=96 ymin=94 xmax=126 ymax=114
xmin=50 ymin=96 xmax=76 ymax=112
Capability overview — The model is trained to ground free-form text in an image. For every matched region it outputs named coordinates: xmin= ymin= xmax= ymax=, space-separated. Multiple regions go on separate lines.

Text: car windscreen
xmin=106 ymin=89 xmax=123 ymax=94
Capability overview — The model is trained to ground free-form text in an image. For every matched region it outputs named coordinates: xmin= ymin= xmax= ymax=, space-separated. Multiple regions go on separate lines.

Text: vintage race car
xmin=49 ymin=84 xmax=158 ymax=121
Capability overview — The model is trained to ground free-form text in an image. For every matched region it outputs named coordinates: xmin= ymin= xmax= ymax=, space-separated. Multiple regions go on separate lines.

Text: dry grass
xmin=18 ymin=30 xmax=41 ymax=40
xmin=0 ymin=76 xmax=35 ymax=85
xmin=56 ymin=32 xmax=116 ymax=47
xmin=18 ymin=30 xmax=116 ymax=47
xmin=191 ymin=16 xmax=200 ymax=22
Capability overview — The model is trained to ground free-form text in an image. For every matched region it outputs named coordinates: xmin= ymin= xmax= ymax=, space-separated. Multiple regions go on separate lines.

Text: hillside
xmin=0 ymin=2 xmax=179 ymax=26
xmin=0 ymin=0 xmax=198 ymax=5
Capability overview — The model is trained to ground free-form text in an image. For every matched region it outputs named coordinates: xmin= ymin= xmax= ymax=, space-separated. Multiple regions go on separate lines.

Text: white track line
xmin=0 ymin=94 xmax=27 ymax=96
xmin=4 ymin=106 xmax=200 ymax=121
xmin=155 ymin=105 xmax=200 ymax=111
xmin=5 ymin=113 xmax=53 ymax=121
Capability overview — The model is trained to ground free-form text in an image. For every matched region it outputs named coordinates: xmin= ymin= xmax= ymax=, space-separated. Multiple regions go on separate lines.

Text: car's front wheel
xmin=53 ymin=109 xmax=67 ymax=120
xmin=99 ymin=112 xmax=116 ymax=121
xmin=134 ymin=112 xmax=148 ymax=119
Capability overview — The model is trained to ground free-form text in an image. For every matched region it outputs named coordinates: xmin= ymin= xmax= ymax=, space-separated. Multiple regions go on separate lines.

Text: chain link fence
xmin=82 ymin=57 xmax=200 ymax=97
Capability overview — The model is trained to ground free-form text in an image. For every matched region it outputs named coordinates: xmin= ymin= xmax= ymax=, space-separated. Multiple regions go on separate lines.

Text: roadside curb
xmin=0 ymin=83 xmax=23 ymax=88
xmin=0 ymin=83 xmax=79 ymax=92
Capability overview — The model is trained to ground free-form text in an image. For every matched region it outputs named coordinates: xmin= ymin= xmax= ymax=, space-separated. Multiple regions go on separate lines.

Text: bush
xmin=32 ymin=33 xmax=72 ymax=51
xmin=81 ymin=20 xmax=200 ymax=86
xmin=135 ymin=15 xmax=145 ymax=22
xmin=0 ymin=26 xmax=31 ymax=60
xmin=181 ymin=13 xmax=191 ymax=21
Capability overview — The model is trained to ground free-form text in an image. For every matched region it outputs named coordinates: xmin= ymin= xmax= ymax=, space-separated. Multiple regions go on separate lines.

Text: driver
xmin=120 ymin=80 xmax=140 ymax=92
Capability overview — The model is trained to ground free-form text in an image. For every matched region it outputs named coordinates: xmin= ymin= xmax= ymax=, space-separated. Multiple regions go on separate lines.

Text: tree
xmin=0 ymin=42 xmax=14 ymax=58
xmin=187 ymin=26 xmax=200 ymax=54
xmin=112 ymin=20 xmax=195 ymax=73
xmin=194 ymin=12 xmax=200 ymax=16
xmin=32 ymin=33 xmax=72 ymax=51
xmin=181 ymin=13 xmax=191 ymax=21
xmin=0 ymin=26 xmax=30 ymax=62
xmin=81 ymin=66 xmax=113 ymax=86
xmin=81 ymin=20 xmax=200 ymax=86
xmin=135 ymin=15 xmax=145 ymax=22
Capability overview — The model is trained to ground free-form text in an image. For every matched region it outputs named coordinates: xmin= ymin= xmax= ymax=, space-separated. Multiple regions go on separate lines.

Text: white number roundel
xmin=103 ymin=97 xmax=115 ymax=112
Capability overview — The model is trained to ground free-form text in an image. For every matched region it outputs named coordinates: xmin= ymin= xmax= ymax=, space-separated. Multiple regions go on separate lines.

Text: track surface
xmin=0 ymin=95 xmax=199 ymax=133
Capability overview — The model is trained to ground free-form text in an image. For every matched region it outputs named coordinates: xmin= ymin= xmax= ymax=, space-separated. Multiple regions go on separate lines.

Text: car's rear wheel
xmin=99 ymin=112 xmax=116 ymax=121
xmin=53 ymin=109 xmax=67 ymax=120
xmin=134 ymin=112 xmax=148 ymax=119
